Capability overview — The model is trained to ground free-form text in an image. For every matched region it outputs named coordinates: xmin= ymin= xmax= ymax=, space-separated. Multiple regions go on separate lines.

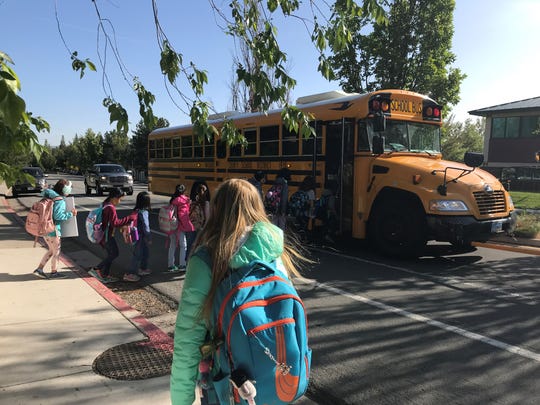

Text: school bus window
xmin=244 ymin=128 xmax=257 ymax=156
xmin=164 ymin=138 xmax=172 ymax=159
xmin=260 ymin=125 xmax=279 ymax=156
xmin=409 ymin=123 xmax=440 ymax=152
xmin=216 ymin=139 xmax=227 ymax=159
xmin=282 ymin=125 xmax=299 ymax=155
xmin=181 ymin=135 xmax=193 ymax=158
xmin=149 ymin=139 xmax=157 ymax=159
xmin=301 ymin=122 xmax=323 ymax=155
xmin=172 ymin=137 xmax=180 ymax=158
xmin=230 ymin=143 xmax=242 ymax=157
xmin=194 ymin=141 xmax=203 ymax=158
xmin=357 ymin=121 xmax=370 ymax=151
xmin=204 ymin=137 xmax=215 ymax=158
xmin=156 ymin=138 xmax=164 ymax=159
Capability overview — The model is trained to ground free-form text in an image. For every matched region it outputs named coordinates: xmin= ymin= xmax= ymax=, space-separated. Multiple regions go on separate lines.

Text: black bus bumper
xmin=426 ymin=211 xmax=518 ymax=243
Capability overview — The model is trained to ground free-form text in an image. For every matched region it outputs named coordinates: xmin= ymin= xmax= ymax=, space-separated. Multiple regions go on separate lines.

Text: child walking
xmin=168 ymin=184 xmax=194 ymax=272
xmin=124 ymin=191 xmax=152 ymax=282
xmin=170 ymin=178 xmax=308 ymax=404
xmin=33 ymin=179 xmax=77 ymax=279
xmin=89 ymin=188 xmax=134 ymax=283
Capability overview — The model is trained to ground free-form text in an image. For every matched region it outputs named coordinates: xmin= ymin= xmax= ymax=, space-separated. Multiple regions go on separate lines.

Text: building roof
xmin=469 ymin=96 xmax=540 ymax=117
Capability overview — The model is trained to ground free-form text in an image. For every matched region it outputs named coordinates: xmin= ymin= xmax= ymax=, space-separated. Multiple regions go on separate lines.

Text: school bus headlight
xmin=429 ymin=200 xmax=469 ymax=212
xmin=508 ymin=195 xmax=514 ymax=210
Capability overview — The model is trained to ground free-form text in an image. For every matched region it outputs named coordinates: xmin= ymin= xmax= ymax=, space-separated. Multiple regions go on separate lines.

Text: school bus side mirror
xmin=464 ymin=152 xmax=484 ymax=168
xmin=372 ymin=112 xmax=386 ymax=132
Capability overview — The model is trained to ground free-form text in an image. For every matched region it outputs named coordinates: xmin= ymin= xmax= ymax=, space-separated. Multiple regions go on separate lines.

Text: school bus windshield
xmin=370 ymin=120 xmax=441 ymax=154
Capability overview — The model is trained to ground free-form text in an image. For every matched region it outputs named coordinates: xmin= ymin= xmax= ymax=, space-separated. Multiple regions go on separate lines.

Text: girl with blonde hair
xmin=170 ymin=178 xmax=305 ymax=405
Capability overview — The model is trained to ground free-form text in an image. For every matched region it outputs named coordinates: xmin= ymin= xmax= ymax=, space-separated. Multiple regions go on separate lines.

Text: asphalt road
xmin=10 ymin=175 xmax=540 ymax=405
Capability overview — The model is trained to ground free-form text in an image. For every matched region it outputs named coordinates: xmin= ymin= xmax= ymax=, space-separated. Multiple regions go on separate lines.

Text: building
xmin=469 ymin=97 xmax=540 ymax=191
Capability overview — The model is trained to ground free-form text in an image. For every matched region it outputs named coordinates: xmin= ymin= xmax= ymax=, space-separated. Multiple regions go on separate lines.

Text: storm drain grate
xmin=93 ymin=340 xmax=173 ymax=380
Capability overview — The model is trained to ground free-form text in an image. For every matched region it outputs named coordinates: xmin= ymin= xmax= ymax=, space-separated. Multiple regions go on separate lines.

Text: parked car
xmin=84 ymin=164 xmax=134 ymax=196
xmin=12 ymin=167 xmax=48 ymax=197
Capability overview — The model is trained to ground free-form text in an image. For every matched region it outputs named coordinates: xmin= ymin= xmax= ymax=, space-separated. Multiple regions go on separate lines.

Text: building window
xmin=520 ymin=116 xmax=540 ymax=137
xmin=492 ymin=117 xmax=505 ymax=138
xmin=506 ymin=117 xmax=520 ymax=138
xmin=492 ymin=116 xmax=540 ymax=138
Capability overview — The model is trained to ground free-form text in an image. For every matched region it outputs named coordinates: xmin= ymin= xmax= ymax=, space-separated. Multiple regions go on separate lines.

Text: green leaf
xmin=86 ymin=60 xmax=97 ymax=72
xmin=0 ymin=80 xmax=26 ymax=132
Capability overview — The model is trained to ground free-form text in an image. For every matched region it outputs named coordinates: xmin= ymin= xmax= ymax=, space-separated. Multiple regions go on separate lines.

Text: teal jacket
xmin=170 ymin=221 xmax=285 ymax=405
xmin=42 ymin=189 xmax=73 ymax=237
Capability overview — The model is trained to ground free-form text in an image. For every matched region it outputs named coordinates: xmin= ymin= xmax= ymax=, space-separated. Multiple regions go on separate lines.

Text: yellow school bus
xmin=148 ymin=89 xmax=516 ymax=257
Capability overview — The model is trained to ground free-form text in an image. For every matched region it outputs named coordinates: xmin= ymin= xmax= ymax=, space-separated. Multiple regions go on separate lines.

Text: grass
xmin=514 ymin=212 xmax=540 ymax=239
xmin=507 ymin=191 xmax=540 ymax=238
xmin=509 ymin=191 xmax=540 ymax=210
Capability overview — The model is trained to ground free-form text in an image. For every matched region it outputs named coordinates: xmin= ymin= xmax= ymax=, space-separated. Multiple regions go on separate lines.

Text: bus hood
xmin=373 ymin=154 xmax=505 ymax=192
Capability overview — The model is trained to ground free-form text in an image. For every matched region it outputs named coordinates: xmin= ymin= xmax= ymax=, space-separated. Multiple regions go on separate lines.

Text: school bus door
xmin=324 ymin=118 xmax=355 ymax=235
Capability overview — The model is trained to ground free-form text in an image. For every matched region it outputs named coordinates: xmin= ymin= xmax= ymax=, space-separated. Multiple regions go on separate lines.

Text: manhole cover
xmin=93 ymin=340 xmax=173 ymax=380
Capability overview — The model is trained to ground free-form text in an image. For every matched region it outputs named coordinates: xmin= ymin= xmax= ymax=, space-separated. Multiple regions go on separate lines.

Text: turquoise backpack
xmin=195 ymin=248 xmax=311 ymax=405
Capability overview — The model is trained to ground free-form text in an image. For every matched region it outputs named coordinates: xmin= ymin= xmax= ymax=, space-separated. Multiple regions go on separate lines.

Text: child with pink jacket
xmin=167 ymin=184 xmax=194 ymax=271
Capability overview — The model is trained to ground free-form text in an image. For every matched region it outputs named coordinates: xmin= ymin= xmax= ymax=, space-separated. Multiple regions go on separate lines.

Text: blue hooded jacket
xmin=41 ymin=188 xmax=73 ymax=237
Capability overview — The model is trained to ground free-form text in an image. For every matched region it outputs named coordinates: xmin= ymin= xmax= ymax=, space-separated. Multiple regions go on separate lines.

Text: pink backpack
xmin=25 ymin=196 xmax=62 ymax=246
xmin=158 ymin=204 xmax=178 ymax=235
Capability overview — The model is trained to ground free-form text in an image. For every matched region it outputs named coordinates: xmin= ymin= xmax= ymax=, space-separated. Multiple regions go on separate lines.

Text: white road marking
xmin=296 ymin=277 xmax=540 ymax=362
xmin=312 ymin=247 xmax=537 ymax=305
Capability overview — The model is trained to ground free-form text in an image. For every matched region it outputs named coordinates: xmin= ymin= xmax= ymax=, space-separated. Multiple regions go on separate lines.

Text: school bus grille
xmin=473 ymin=191 xmax=507 ymax=215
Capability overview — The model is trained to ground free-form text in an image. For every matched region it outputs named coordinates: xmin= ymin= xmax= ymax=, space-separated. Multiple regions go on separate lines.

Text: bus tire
xmin=369 ymin=198 xmax=427 ymax=258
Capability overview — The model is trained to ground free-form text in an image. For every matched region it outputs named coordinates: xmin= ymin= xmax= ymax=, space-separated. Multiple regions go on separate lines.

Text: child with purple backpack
xmin=123 ymin=191 xmax=152 ymax=282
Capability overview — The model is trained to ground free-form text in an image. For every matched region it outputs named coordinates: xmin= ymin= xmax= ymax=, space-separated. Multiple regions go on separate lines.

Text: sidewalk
xmin=0 ymin=192 xmax=171 ymax=404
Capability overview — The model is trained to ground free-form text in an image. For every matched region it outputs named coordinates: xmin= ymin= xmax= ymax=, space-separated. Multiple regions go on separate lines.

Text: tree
xmin=103 ymin=129 xmax=129 ymax=167
xmin=228 ymin=0 xmax=292 ymax=113
xmin=441 ymin=117 xmax=484 ymax=163
xmin=0 ymin=52 xmax=49 ymax=185
xmin=130 ymin=118 xmax=169 ymax=172
xmin=330 ymin=0 xmax=465 ymax=108
xmin=1 ymin=1 xmax=387 ymax=184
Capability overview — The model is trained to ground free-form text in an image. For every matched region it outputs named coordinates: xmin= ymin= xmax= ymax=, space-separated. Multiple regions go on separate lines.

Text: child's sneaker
xmin=49 ymin=271 xmax=67 ymax=279
xmin=33 ymin=269 xmax=48 ymax=279
xmin=103 ymin=275 xmax=119 ymax=284
xmin=88 ymin=268 xmax=105 ymax=282
xmin=138 ymin=269 xmax=152 ymax=276
xmin=177 ymin=264 xmax=187 ymax=272
xmin=167 ymin=265 xmax=179 ymax=272
xmin=123 ymin=273 xmax=141 ymax=282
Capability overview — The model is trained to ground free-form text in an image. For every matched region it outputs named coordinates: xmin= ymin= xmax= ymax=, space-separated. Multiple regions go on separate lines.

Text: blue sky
xmin=3 ymin=0 xmax=540 ymax=146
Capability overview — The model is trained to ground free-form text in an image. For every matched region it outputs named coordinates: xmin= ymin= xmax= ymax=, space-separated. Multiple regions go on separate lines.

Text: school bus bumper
xmin=426 ymin=211 xmax=518 ymax=243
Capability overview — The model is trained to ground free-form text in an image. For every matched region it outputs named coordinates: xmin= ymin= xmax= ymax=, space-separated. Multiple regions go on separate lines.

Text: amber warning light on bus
xmin=422 ymin=102 xmax=442 ymax=122
xmin=369 ymin=94 xmax=391 ymax=116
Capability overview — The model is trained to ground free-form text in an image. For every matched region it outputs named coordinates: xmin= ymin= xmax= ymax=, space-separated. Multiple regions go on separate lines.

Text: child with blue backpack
xmin=89 ymin=188 xmax=135 ymax=283
xmin=123 ymin=191 xmax=152 ymax=282
xmin=170 ymin=178 xmax=311 ymax=405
